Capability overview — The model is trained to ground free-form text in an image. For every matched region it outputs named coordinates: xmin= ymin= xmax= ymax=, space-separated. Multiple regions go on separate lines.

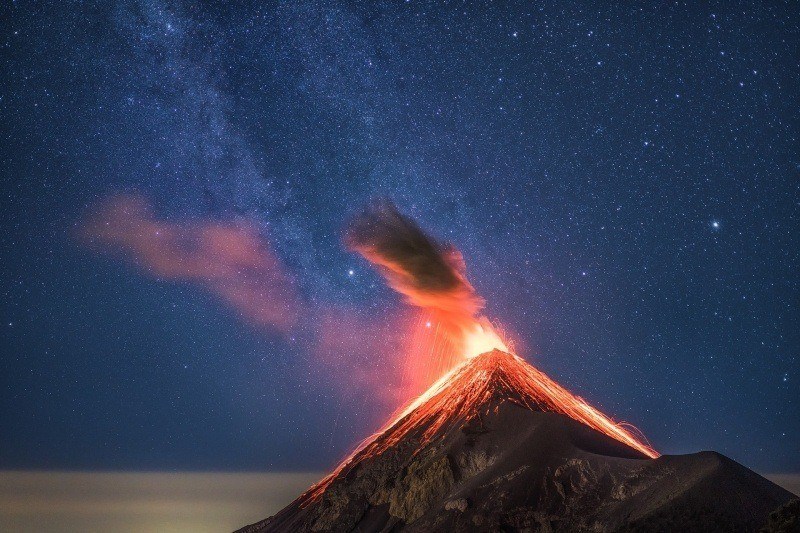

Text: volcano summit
xmin=239 ymin=350 xmax=795 ymax=532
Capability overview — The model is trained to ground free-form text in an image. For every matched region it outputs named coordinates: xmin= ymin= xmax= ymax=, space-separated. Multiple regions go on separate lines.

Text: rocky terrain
xmin=238 ymin=350 xmax=797 ymax=532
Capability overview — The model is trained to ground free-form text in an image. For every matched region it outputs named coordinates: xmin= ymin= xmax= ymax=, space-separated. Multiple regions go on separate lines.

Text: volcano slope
xmin=238 ymin=350 xmax=796 ymax=532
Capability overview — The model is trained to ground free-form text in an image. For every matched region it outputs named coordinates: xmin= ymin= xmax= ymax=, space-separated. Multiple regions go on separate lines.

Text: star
xmin=4 ymin=0 xmax=795 ymax=480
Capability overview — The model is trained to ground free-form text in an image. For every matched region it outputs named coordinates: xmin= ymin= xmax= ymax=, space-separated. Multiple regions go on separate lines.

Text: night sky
xmin=2 ymin=1 xmax=798 ymax=475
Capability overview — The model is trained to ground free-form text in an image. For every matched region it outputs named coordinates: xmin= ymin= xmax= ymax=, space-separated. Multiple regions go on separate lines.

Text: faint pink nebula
xmin=75 ymin=194 xmax=482 ymax=417
xmin=76 ymin=194 xmax=300 ymax=333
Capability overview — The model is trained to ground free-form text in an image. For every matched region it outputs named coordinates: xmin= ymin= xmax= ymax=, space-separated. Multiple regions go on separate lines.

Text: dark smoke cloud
xmin=344 ymin=201 xmax=484 ymax=324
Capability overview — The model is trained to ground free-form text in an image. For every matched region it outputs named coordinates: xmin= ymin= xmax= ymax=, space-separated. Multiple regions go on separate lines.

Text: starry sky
xmin=1 ymin=1 xmax=798 ymax=474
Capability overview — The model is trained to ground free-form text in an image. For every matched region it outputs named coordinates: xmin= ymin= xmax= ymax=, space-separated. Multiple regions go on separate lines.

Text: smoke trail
xmin=345 ymin=201 xmax=483 ymax=321
xmin=76 ymin=194 xmax=300 ymax=333
xmin=344 ymin=201 xmax=502 ymax=361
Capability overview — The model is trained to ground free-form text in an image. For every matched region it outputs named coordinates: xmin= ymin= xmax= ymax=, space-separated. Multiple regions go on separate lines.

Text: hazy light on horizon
xmin=0 ymin=470 xmax=796 ymax=532
xmin=0 ymin=471 xmax=321 ymax=533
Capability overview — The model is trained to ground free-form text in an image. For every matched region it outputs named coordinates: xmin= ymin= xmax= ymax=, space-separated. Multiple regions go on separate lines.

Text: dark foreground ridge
xmin=238 ymin=350 xmax=798 ymax=532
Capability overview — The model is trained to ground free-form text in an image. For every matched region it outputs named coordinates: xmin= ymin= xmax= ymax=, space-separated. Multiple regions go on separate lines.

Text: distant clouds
xmin=76 ymin=194 xmax=301 ymax=333
xmin=0 ymin=471 xmax=322 ymax=533
xmin=75 ymin=194 xmax=435 ymax=414
xmin=0 ymin=470 xmax=793 ymax=533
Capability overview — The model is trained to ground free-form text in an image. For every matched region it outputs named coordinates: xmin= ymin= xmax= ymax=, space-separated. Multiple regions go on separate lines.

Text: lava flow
xmin=389 ymin=347 xmax=659 ymax=458
xmin=304 ymin=344 xmax=658 ymax=504
xmin=304 ymin=202 xmax=660 ymax=504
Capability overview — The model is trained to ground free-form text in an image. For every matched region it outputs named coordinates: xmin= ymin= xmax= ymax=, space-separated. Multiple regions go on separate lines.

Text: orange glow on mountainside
xmin=308 ymin=202 xmax=659 ymax=507
xmin=303 ymin=346 xmax=659 ymax=504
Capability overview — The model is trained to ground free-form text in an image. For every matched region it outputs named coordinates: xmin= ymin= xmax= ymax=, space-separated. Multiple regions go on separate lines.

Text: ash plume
xmin=344 ymin=201 xmax=484 ymax=329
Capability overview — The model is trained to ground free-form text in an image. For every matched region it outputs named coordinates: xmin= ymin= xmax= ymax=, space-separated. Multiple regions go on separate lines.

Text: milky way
xmin=1 ymin=1 xmax=798 ymax=472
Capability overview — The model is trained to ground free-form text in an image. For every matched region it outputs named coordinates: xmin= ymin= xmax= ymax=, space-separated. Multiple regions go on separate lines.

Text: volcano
xmin=239 ymin=350 xmax=797 ymax=532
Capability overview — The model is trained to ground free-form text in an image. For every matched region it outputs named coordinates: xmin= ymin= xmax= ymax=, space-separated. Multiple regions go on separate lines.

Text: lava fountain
xmin=301 ymin=202 xmax=659 ymax=504
xmin=344 ymin=201 xmax=510 ymax=390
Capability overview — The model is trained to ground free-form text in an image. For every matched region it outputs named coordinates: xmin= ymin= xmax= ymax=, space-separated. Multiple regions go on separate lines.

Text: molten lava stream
xmin=303 ymin=322 xmax=658 ymax=504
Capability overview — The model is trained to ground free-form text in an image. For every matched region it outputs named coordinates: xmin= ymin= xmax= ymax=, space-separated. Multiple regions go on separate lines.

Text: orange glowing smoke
xmin=77 ymin=194 xmax=300 ymax=332
xmin=301 ymin=202 xmax=659 ymax=504
xmin=345 ymin=201 xmax=507 ymax=385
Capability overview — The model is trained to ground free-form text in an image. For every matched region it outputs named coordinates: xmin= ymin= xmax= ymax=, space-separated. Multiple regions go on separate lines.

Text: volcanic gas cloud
xmin=330 ymin=200 xmax=658 ymax=486
xmin=345 ymin=202 xmax=509 ymax=364
xmin=76 ymin=194 xmax=299 ymax=332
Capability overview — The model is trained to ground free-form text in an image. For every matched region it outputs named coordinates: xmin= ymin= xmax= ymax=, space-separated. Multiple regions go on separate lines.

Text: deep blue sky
xmin=1 ymin=1 xmax=798 ymax=473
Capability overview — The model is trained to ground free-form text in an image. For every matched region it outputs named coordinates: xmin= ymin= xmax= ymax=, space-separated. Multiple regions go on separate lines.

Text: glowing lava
xmin=463 ymin=318 xmax=509 ymax=358
xmin=319 ymin=201 xmax=659 ymax=507
xmin=304 ymin=344 xmax=659 ymax=504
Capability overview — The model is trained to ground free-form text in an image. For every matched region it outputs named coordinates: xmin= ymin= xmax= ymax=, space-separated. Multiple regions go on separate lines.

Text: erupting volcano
xmin=240 ymin=349 xmax=795 ymax=532
xmin=302 ymin=347 xmax=657 ymax=504
xmin=239 ymin=203 xmax=797 ymax=532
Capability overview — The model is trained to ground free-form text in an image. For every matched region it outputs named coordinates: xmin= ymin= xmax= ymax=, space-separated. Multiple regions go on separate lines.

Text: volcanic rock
xmin=238 ymin=350 xmax=797 ymax=532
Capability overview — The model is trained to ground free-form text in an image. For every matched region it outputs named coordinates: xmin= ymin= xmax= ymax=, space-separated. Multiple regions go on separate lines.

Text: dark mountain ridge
xmin=239 ymin=350 xmax=797 ymax=532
